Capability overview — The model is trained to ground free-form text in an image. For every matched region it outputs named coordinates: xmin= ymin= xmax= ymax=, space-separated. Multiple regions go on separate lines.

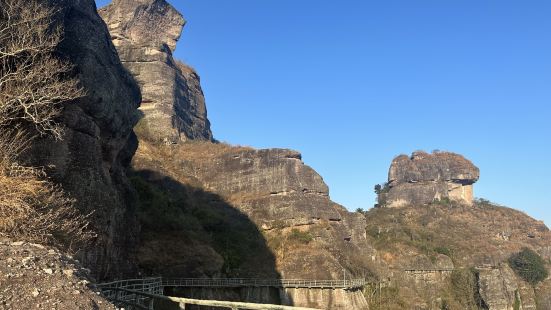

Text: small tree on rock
xmin=508 ymin=248 xmax=548 ymax=285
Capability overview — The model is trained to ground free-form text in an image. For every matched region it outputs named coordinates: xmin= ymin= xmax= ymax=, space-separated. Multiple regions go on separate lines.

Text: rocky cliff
xmin=131 ymin=142 xmax=373 ymax=309
xmin=384 ymin=151 xmax=480 ymax=207
xmin=364 ymin=201 xmax=551 ymax=309
xmin=100 ymin=0 xmax=376 ymax=292
xmin=98 ymin=1 xmax=373 ymax=308
xmin=99 ymin=0 xmax=213 ymax=143
xmin=25 ymin=0 xmax=141 ymax=279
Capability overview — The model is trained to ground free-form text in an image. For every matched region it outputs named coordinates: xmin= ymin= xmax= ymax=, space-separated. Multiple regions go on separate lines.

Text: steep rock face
xmin=28 ymin=0 xmax=141 ymax=279
xmin=166 ymin=145 xmax=374 ymax=277
xmin=385 ymin=151 xmax=480 ymax=207
xmin=100 ymin=1 xmax=372 ymax=308
xmin=99 ymin=0 xmax=213 ymax=143
xmin=478 ymin=265 xmax=537 ymax=310
xmin=132 ymin=142 xmax=374 ymax=309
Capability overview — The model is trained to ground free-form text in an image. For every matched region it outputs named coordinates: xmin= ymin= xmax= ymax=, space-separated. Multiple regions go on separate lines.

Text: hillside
xmin=364 ymin=201 xmax=551 ymax=309
xmin=363 ymin=152 xmax=551 ymax=309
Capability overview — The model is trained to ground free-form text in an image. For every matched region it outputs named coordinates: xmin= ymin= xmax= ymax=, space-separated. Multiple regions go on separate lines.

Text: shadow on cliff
xmin=128 ymin=168 xmax=293 ymax=306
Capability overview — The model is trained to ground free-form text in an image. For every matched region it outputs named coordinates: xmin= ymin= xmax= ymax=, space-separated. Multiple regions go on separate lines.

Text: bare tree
xmin=0 ymin=0 xmax=84 ymax=139
xmin=0 ymin=0 xmax=92 ymax=250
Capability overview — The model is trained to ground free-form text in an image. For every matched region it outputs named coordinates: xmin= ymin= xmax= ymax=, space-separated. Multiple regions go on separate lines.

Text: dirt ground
xmin=0 ymin=239 xmax=116 ymax=310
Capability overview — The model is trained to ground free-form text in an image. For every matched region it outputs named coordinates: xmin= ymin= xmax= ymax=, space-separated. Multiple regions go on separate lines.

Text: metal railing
xmin=96 ymin=277 xmax=163 ymax=310
xmin=403 ymin=268 xmax=455 ymax=273
xmin=96 ymin=277 xmax=370 ymax=309
xmin=104 ymin=287 xmax=321 ymax=310
xmin=162 ymin=278 xmax=368 ymax=289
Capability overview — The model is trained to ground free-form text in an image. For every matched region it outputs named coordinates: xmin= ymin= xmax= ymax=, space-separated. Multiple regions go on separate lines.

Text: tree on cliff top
xmin=0 ymin=0 xmax=91 ymax=250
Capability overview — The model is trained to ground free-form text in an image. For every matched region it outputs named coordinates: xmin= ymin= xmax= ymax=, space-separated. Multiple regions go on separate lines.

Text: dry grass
xmin=175 ymin=140 xmax=254 ymax=159
xmin=175 ymin=60 xmax=197 ymax=76
xmin=0 ymin=0 xmax=91 ymax=251
xmin=0 ymin=133 xmax=93 ymax=251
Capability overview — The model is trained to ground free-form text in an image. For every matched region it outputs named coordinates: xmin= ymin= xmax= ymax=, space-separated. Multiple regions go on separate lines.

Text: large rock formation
xmin=384 ymin=151 xmax=480 ymax=207
xmin=99 ymin=1 xmax=373 ymax=308
xmin=27 ymin=0 xmax=141 ymax=279
xmin=99 ymin=0 xmax=213 ymax=143
xmin=132 ymin=142 xmax=374 ymax=309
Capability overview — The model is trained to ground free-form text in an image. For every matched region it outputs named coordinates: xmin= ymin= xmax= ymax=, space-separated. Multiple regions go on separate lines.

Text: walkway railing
xmin=96 ymin=277 xmax=162 ymax=310
xmin=104 ymin=287 xmax=320 ymax=310
xmin=162 ymin=278 xmax=368 ymax=289
xmin=96 ymin=277 xmax=369 ymax=309
xmin=403 ymin=268 xmax=455 ymax=273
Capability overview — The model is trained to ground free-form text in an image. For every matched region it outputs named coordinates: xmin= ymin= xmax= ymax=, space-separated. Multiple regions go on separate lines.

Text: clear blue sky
xmin=96 ymin=1 xmax=551 ymax=225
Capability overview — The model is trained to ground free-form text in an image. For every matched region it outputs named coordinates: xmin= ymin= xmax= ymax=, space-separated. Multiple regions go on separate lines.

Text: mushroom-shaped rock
xmin=385 ymin=151 xmax=479 ymax=207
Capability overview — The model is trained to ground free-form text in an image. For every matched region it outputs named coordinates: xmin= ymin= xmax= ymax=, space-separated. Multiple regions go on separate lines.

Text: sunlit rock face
xmin=132 ymin=142 xmax=376 ymax=309
xmin=386 ymin=151 xmax=480 ymax=207
xmin=99 ymin=0 xmax=213 ymax=143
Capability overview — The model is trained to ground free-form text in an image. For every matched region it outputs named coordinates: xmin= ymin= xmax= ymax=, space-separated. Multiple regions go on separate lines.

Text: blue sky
xmin=96 ymin=1 xmax=551 ymax=225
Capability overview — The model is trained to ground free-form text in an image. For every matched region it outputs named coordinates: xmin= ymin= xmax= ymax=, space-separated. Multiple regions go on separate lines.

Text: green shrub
xmin=374 ymin=182 xmax=390 ymax=207
xmin=513 ymin=290 xmax=520 ymax=310
xmin=508 ymin=248 xmax=548 ymax=285
xmin=288 ymin=229 xmax=313 ymax=244
xmin=450 ymin=268 xmax=485 ymax=309
xmin=434 ymin=246 xmax=453 ymax=257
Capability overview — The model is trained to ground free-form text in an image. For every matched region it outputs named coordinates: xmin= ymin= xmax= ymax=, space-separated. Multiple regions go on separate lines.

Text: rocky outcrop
xmin=132 ymin=142 xmax=375 ymax=309
xmin=26 ymin=0 xmax=141 ymax=279
xmin=384 ymin=151 xmax=480 ymax=207
xmin=99 ymin=0 xmax=213 ymax=143
xmin=478 ymin=264 xmax=537 ymax=310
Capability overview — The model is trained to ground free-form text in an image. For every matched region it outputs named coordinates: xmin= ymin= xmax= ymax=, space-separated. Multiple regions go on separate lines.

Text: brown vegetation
xmin=0 ymin=132 xmax=93 ymax=250
xmin=0 ymin=0 xmax=91 ymax=250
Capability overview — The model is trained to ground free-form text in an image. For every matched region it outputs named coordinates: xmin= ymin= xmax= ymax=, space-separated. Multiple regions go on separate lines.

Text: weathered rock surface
xmin=99 ymin=0 xmax=213 ymax=143
xmin=0 ymin=239 xmax=116 ymax=310
xmin=478 ymin=264 xmax=537 ymax=310
xmin=25 ymin=0 xmax=141 ymax=280
xmin=132 ymin=142 xmax=374 ymax=309
xmin=385 ymin=151 xmax=480 ymax=207
xmin=99 ymin=2 xmax=373 ymax=308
